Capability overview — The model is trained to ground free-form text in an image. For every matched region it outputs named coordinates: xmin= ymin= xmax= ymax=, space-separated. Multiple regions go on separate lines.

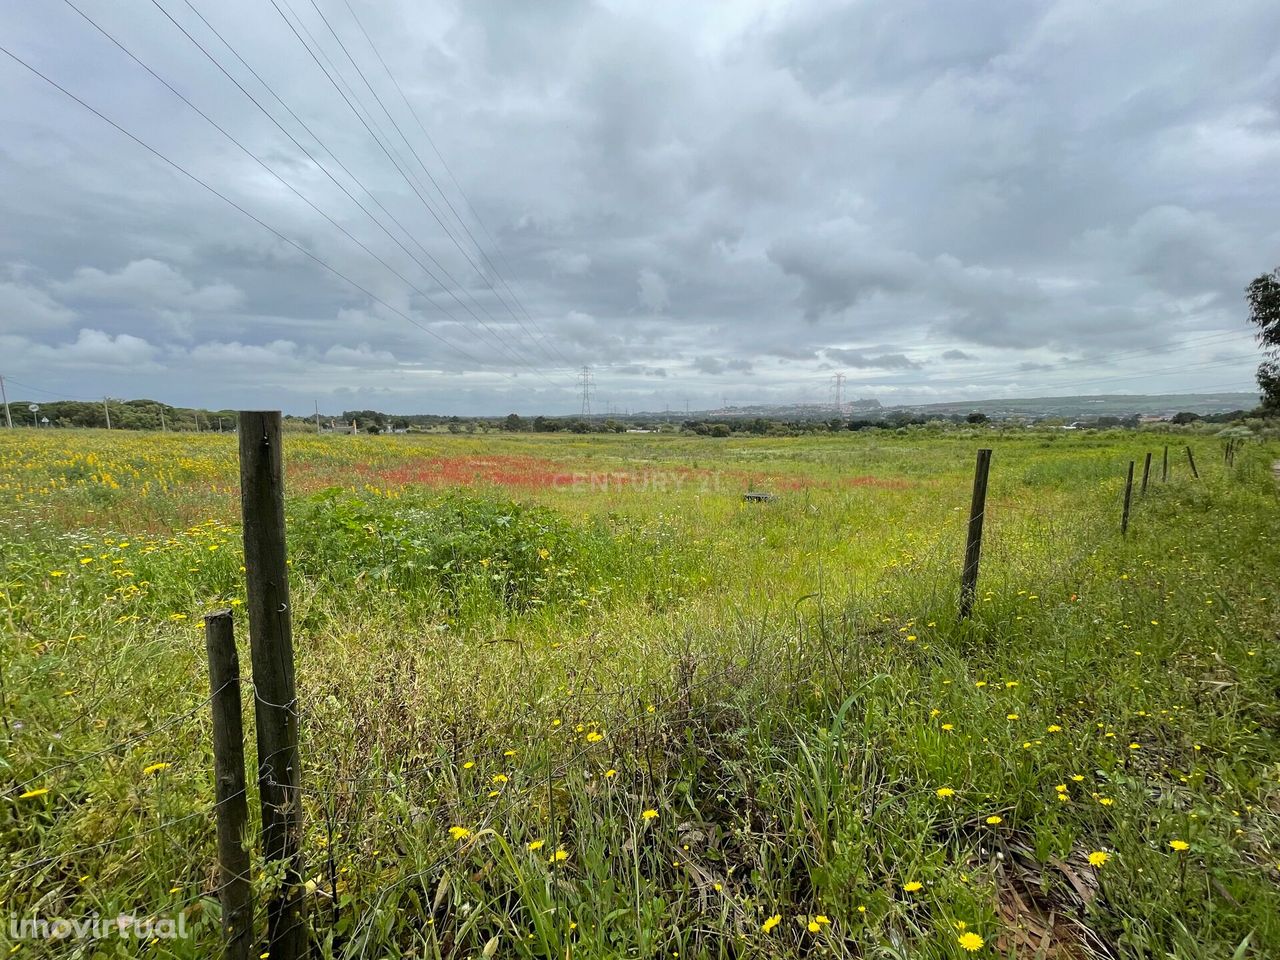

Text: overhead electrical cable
xmin=62 ymin=0 xmax=546 ymax=384
xmin=0 ymin=42 xmax=524 ymax=379
xmin=334 ymin=0 xmax=575 ymax=370
xmin=154 ymin=0 xmax=563 ymax=386
xmin=302 ymin=0 xmax=571 ymax=371
xmin=263 ymin=0 xmax=569 ymax=380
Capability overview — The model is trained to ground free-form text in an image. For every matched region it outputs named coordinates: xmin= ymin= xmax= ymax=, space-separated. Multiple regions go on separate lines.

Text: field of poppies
xmin=1 ymin=426 xmax=1278 ymax=958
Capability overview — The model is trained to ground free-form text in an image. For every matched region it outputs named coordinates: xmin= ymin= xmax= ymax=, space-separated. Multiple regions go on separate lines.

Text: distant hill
xmin=898 ymin=392 xmax=1258 ymax=418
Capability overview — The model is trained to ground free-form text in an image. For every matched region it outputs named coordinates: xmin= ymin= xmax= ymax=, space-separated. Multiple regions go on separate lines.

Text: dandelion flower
xmin=527 ymin=839 xmax=545 ymax=851
xmin=143 ymin=762 xmax=170 ymax=775
xmin=549 ymin=849 xmax=569 ymax=863
xmin=941 ymin=723 xmax=955 ymax=731
xmin=1169 ymin=840 xmax=1189 ymax=851
xmin=491 ymin=773 xmax=509 ymax=784
xmin=985 ymin=815 xmax=1003 ymax=825
xmin=1088 ymin=851 xmax=1109 ymax=867
xmin=1006 ymin=713 xmax=1019 ymax=721
xmin=449 ymin=826 xmax=471 ymax=841
xmin=814 ymin=915 xmax=830 ymax=925
xmin=604 ymin=769 xmax=618 ymax=778
xmin=463 ymin=761 xmax=475 ymax=770
xmin=936 ymin=787 xmax=955 ymax=798
xmin=1047 ymin=724 xmax=1062 ymax=733
xmin=1097 ymin=797 xmax=1114 ymax=806
xmin=585 ymin=731 xmax=604 ymax=743
xmin=761 ymin=914 xmax=781 ymax=933
xmin=903 ymin=881 xmax=923 ymax=893
xmin=958 ymin=931 xmax=984 ymax=952
xmin=642 ymin=809 xmax=659 ymax=821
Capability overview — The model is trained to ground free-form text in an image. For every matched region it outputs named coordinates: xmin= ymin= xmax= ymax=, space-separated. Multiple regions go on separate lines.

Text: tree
xmin=503 ymin=413 xmax=524 ymax=432
xmin=1171 ymin=412 xmax=1201 ymax=425
xmin=966 ymin=412 xmax=989 ymax=424
xmin=1246 ymin=268 xmax=1280 ymax=413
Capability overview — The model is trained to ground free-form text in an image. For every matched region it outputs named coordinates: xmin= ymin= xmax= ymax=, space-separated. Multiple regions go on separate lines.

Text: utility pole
xmin=159 ymin=405 xmax=167 ymax=432
xmin=103 ymin=396 xmax=112 ymax=430
xmin=577 ymin=365 xmax=594 ymax=415
xmin=0 ymin=375 xmax=11 ymax=428
xmin=831 ymin=372 xmax=846 ymax=415
xmin=314 ymin=400 xmax=321 ymax=435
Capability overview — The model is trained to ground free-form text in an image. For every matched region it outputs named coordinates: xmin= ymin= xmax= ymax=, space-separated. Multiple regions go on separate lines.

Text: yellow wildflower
xmin=958 ymin=931 xmax=984 ymax=952
xmin=761 ymin=914 xmax=781 ymax=933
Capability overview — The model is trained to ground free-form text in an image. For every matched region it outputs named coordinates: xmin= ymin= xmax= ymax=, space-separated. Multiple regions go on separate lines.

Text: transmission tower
xmin=578 ymin=365 xmax=594 ymax=415
xmin=831 ymin=372 xmax=847 ymax=414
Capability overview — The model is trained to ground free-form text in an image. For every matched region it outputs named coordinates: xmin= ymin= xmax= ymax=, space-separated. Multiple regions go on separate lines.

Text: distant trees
xmin=1246 ymin=268 xmax=1280 ymax=414
xmin=966 ymin=412 xmax=989 ymax=424
xmin=1171 ymin=412 xmax=1201 ymax=425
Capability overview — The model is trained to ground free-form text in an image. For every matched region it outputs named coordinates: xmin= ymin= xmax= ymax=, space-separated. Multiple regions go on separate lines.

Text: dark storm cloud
xmin=0 ymin=0 xmax=1275 ymax=413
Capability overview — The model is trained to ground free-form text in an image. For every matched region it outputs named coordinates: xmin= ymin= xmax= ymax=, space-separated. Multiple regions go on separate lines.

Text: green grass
xmin=0 ymin=428 xmax=1277 ymax=958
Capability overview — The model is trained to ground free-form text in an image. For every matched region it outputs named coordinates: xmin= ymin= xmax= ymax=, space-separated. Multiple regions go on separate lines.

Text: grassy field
xmin=1 ymin=427 xmax=1278 ymax=959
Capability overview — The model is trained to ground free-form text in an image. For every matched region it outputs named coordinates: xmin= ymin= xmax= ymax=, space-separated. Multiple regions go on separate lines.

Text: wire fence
xmin=0 ymin=439 xmax=1230 ymax=957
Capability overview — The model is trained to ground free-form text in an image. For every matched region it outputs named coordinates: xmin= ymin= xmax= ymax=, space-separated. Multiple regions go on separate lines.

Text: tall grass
xmin=0 ymin=429 xmax=1277 ymax=958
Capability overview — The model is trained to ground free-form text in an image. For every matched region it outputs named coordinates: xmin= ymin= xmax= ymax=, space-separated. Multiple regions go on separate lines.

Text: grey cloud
xmin=0 ymin=0 xmax=1273 ymax=412
xmin=824 ymin=348 xmax=922 ymax=370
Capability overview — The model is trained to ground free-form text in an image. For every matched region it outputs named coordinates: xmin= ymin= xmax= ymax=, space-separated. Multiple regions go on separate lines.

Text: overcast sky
xmin=1 ymin=0 xmax=1277 ymax=415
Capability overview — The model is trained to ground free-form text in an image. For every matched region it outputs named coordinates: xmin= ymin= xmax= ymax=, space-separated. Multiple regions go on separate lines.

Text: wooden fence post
xmin=238 ymin=411 xmax=306 ymax=959
xmin=1121 ymin=460 xmax=1135 ymax=536
xmin=205 ymin=609 xmax=252 ymax=960
xmin=959 ymin=448 xmax=992 ymax=619
xmin=1185 ymin=444 xmax=1199 ymax=479
xmin=1141 ymin=452 xmax=1152 ymax=495
xmin=1162 ymin=445 xmax=1168 ymax=482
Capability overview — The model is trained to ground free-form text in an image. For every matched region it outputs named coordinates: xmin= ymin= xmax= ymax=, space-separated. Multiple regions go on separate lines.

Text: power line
xmin=298 ymin=0 xmax=568 ymax=373
xmin=0 ymin=41 xmax=518 ymax=378
xmin=65 ymin=0 xmax=545 ymax=383
xmin=262 ymin=0 xmax=570 ymax=384
xmin=330 ymin=0 xmax=577 ymax=370
xmin=155 ymin=0 xmax=560 ymax=386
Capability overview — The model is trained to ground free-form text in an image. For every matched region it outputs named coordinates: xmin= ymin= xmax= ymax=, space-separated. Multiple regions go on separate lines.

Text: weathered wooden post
xmin=1185 ymin=444 xmax=1199 ymax=480
xmin=959 ymin=448 xmax=992 ymax=619
xmin=1162 ymin=444 xmax=1169 ymax=482
xmin=1121 ymin=460 xmax=1135 ymax=536
xmin=1141 ymin=452 xmax=1152 ymax=495
xmin=238 ymin=411 xmax=306 ymax=959
xmin=205 ymin=609 xmax=252 ymax=960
